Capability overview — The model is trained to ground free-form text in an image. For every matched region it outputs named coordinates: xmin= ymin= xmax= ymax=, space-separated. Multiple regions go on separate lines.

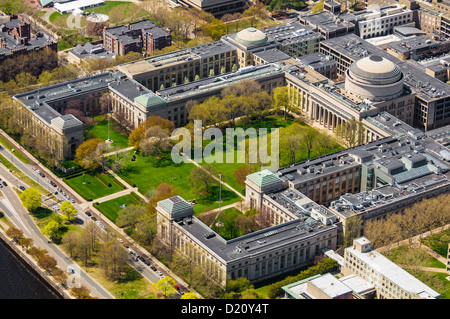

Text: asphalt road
xmin=0 ymin=164 xmax=114 ymax=299
xmin=0 ymin=145 xmax=188 ymax=297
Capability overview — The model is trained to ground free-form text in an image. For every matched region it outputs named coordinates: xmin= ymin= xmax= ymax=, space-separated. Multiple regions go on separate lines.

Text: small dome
xmin=235 ymin=27 xmax=268 ymax=46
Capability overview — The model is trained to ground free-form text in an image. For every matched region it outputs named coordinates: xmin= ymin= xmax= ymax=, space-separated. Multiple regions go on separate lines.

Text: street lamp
xmin=216 ymin=174 xmax=223 ymax=227
xmin=106 ymin=95 xmax=112 ymax=144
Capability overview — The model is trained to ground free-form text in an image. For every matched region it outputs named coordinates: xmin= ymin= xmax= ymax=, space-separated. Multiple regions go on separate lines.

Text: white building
xmin=354 ymin=5 xmax=414 ymax=39
xmin=343 ymin=237 xmax=441 ymax=299
xmin=54 ymin=0 xmax=105 ymax=14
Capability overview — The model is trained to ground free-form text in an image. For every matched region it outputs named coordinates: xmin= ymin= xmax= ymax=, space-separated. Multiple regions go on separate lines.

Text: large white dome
xmin=345 ymin=55 xmax=404 ymax=102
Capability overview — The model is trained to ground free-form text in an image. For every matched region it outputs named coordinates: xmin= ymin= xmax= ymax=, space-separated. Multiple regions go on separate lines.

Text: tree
xmin=84 ymin=222 xmax=102 ymax=253
xmin=248 ymin=91 xmax=272 ymax=127
xmin=43 ymin=219 xmax=65 ymax=243
xmin=300 ymin=126 xmax=319 ymax=160
xmin=29 ymin=246 xmax=48 ymax=260
xmin=117 ymin=204 xmax=147 ymax=229
xmin=181 ymin=292 xmax=199 ymax=299
xmin=70 ymin=286 xmax=93 ymax=299
xmin=189 ymin=165 xmax=219 ymax=196
xmin=62 ymin=231 xmax=80 ymax=258
xmin=242 ymin=6 xmax=260 ymax=27
xmin=342 ymin=216 xmax=363 ymax=248
xmin=156 ymin=276 xmax=178 ymax=298
xmin=139 ymin=126 xmax=171 ymax=158
xmin=202 ymin=19 xmax=226 ymax=40
xmin=52 ymin=268 xmax=68 ymax=286
xmin=335 ymin=119 xmax=365 ymax=148
xmin=148 ymin=183 xmax=175 ymax=212
xmin=38 ymin=254 xmax=58 ymax=274
xmin=19 ymin=237 xmax=33 ymax=250
xmin=273 ymin=86 xmax=292 ymax=120
xmin=233 ymin=164 xmax=254 ymax=188
xmin=311 ymin=0 xmax=325 ymax=13
xmin=60 ymin=201 xmax=77 ymax=222
xmin=6 ymin=226 xmax=23 ymax=243
xmin=128 ymin=115 xmax=175 ymax=148
xmin=99 ymin=238 xmax=129 ymax=280
xmin=19 ymin=187 xmax=41 ymax=213
xmin=74 ymin=138 xmax=107 ymax=170
xmin=221 ymin=13 xmax=234 ymax=34
xmin=281 ymin=125 xmax=304 ymax=165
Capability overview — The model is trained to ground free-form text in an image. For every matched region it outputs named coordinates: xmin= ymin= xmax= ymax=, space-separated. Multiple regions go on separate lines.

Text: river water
xmin=0 ymin=238 xmax=60 ymax=299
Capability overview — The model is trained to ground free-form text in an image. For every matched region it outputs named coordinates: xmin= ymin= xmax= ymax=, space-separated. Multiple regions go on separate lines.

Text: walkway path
xmin=377 ymin=223 xmax=450 ymax=275
xmin=0 ymin=129 xmax=195 ymax=297
xmin=180 ymin=152 xmax=245 ymax=200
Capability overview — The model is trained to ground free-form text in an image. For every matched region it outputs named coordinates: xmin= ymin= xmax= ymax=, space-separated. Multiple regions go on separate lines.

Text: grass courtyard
xmin=85 ymin=115 xmax=130 ymax=149
xmin=64 ymin=170 xmax=125 ymax=201
xmin=111 ymin=151 xmax=241 ymax=214
xmin=94 ymin=192 xmax=143 ymax=223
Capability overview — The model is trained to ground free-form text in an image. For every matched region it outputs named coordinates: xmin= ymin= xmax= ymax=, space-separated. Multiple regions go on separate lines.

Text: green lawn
xmin=420 ymin=229 xmax=450 ymax=258
xmin=86 ymin=115 xmax=130 ymax=149
xmin=113 ymin=151 xmax=240 ymax=214
xmin=64 ymin=171 xmax=125 ymax=201
xmin=0 ymin=135 xmax=29 ymax=164
xmin=386 ymin=245 xmax=447 ymax=269
xmin=84 ymin=1 xmax=150 ymax=23
xmin=94 ymin=193 xmax=143 ymax=222
xmin=197 ymin=114 xmax=342 ymax=195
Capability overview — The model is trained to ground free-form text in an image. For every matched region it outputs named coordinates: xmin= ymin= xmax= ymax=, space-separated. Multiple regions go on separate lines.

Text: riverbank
xmin=0 ymin=230 xmax=68 ymax=299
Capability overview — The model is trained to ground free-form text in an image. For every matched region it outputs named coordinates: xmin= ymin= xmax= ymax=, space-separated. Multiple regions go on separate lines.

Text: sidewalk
xmin=0 ymin=129 xmax=86 ymax=204
xmin=180 ymin=152 xmax=245 ymax=200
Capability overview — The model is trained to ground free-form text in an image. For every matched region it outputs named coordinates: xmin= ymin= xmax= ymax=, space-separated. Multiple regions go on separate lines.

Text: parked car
xmin=19 ymin=186 xmax=25 ymax=191
xmin=91 ymin=216 xmax=97 ymax=221
xmin=2 ymin=181 xmax=7 ymax=186
xmin=85 ymin=211 xmax=92 ymax=217
xmin=150 ymin=266 xmax=157 ymax=271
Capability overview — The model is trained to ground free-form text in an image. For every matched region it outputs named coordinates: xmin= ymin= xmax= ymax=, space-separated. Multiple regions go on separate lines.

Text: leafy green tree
xmin=19 ymin=187 xmax=41 ymax=213
xmin=202 ymin=19 xmax=227 ymax=40
xmin=60 ymin=201 xmax=77 ymax=222
xmin=273 ymin=86 xmax=293 ymax=120
xmin=181 ymin=292 xmax=199 ymax=299
xmin=189 ymin=165 xmax=219 ymax=196
xmin=156 ymin=276 xmax=178 ymax=297
xmin=43 ymin=219 xmax=64 ymax=243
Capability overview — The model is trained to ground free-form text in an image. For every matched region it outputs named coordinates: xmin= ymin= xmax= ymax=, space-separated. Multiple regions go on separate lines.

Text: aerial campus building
xmin=9 ymin=12 xmax=450 ymax=291
xmin=155 ymin=112 xmax=450 ymax=288
xmin=281 ymin=237 xmax=440 ymax=299
xmin=12 ymin=23 xmax=450 ymax=160
xmin=0 ymin=15 xmax=57 ymax=62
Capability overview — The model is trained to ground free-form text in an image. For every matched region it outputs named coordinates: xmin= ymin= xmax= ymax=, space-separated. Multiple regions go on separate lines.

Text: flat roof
xmin=156 ymin=63 xmax=284 ymax=102
xmin=300 ymin=11 xmax=355 ymax=32
xmin=347 ymin=243 xmax=440 ymax=298
xmin=14 ymin=72 xmax=118 ymax=124
xmin=321 ymin=34 xmax=450 ymax=102
xmin=174 ymin=213 xmax=337 ymax=263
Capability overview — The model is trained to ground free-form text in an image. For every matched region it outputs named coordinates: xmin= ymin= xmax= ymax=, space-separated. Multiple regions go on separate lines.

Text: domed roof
xmin=235 ymin=27 xmax=268 ymax=46
xmin=349 ymin=55 xmax=402 ymax=83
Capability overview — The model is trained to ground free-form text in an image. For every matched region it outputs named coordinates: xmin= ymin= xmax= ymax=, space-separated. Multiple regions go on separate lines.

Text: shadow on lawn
xmin=197 ymin=185 xmax=238 ymax=205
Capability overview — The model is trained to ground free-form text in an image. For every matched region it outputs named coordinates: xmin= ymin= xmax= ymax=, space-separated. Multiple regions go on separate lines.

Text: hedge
xmin=266 ymin=258 xmax=339 ymax=298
